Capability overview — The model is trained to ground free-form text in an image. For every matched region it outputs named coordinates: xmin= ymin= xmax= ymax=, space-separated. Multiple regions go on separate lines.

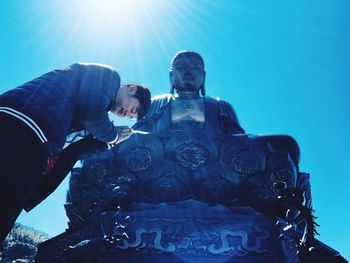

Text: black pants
xmin=0 ymin=113 xmax=48 ymax=248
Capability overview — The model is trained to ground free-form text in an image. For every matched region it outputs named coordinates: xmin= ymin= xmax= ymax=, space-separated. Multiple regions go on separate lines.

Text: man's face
xmin=170 ymin=55 xmax=205 ymax=92
xmin=113 ymin=85 xmax=140 ymax=119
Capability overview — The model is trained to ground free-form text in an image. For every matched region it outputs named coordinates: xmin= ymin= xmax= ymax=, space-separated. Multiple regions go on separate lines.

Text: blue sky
xmin=1 ymin=0 xmax=349 ymax=258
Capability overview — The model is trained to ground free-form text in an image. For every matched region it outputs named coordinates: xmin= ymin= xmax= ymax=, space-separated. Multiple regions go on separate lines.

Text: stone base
xmin=36 ymin=200 xmax=300 ymax=263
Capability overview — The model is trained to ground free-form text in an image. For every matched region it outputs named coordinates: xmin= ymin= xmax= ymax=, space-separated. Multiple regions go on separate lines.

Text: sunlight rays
xmin=65 ymin=0 xmax=168 ymax=61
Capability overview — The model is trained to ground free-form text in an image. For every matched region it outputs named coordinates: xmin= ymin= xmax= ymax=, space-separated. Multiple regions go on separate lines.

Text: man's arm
xmin=75 ymin=65 xmax=121 ymax=144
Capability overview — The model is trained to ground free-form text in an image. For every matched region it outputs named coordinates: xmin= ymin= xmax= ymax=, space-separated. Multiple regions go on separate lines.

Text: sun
xmin=58 ymin=0 xmax=165 ymax=48
xmin=84 ymin=0 xmax=144 ymax=12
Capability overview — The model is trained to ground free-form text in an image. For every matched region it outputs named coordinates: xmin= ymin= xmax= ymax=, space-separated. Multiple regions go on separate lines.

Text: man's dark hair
xmin=122 ymin=83 xmax=151 ymax=120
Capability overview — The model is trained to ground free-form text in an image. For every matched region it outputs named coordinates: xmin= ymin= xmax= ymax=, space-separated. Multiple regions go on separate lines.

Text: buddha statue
xmin=36 ymin=52 xmax=345 ymax=263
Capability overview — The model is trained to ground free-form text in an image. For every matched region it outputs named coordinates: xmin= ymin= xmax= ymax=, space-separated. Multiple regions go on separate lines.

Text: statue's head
xmin=169 ymin=51 xmax=206 ymax=95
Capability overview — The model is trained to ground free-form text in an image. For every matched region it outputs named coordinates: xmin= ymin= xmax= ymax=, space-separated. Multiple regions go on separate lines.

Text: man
xmin=0 ymin=62 xmax=151 ymax=247
xmin=134 ymin=50 xmax=244 ymax=134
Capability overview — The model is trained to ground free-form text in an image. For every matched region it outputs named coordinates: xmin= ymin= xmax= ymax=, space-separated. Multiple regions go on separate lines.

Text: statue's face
xmin=170 ymin=55 xmax=205 ymax=92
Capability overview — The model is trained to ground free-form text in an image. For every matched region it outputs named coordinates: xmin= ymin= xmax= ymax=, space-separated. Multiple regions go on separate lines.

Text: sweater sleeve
xmin=75 ymin=65 xmax=121 ymax=143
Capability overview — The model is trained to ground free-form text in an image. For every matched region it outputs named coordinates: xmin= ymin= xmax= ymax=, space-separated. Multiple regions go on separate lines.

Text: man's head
xmin=169 ymin=51 xmax=206 ymax=95
xmin=112 ymin=83 xmax=151 ymax=120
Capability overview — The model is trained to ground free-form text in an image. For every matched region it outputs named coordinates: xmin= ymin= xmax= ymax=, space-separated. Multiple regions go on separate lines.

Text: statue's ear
xmin=200 ymin=70 xmax=206 ymax=96
xmin=169 ymin=70 xmax=175 ymax=94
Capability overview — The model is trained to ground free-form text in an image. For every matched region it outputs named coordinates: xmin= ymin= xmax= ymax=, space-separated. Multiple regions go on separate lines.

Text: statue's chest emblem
xmin=175 ymin=144 xmax=209 ymax=170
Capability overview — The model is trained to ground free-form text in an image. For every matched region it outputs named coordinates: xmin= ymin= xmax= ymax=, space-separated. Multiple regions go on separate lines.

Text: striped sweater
xmin=0 ymin=63 xmax=120 ymax=154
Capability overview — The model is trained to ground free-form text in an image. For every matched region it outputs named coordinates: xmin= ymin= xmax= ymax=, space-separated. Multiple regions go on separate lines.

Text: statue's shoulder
xmin=152 ymin=93 xmax=173 ymax=103
xmin=151 ymin=93 xmax=173 ymax=109
xmin=203 ymin=96 xmax=229 ymax=103
xmin=203 ymin=96 xmax=222 ymax=104
xmin=143 ymin=93 xmax=172 ymax=117
xmin=204 ymin=96 xmax=239 ymax=118
xmin=203 ymin=96 xmax=245 ymax=134
xmin=203 ymin=96 xmax=235 ymax=111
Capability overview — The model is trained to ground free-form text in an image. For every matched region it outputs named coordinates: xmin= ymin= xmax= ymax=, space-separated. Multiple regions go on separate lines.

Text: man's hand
xmin=116 ymin=126 xmax=133 ymax=144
